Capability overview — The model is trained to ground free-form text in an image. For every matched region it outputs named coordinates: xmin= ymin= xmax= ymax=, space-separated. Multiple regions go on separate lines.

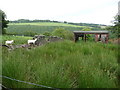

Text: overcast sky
xmin=0 ymin=0 xmax=119 ymax=25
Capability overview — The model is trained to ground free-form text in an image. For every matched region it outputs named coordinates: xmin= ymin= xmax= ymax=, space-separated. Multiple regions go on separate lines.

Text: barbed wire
xmin=0 ymin=75 xmax=60 ymax=90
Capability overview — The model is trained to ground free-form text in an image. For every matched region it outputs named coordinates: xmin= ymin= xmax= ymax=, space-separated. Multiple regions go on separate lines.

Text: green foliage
xmin=114 ymin=15 xmax=120 ymax=37
xmin=23 ymin=30 xmax=38 ymax=36
xmin=43 ymin=32 xmax=52 ymax=36
xmin=106 ymin=15 xmax=120 ymax=39
xmin=0 ymin=9 xmax=9 ymax=34
xmin=2 ymin=37 xmax=119 ymax=88
xmin=2 ymin=29 xmax=6 ymax=35
xmin=82 ymin=27 xmax=93 ymax=40
xmin=52 ymin=27 xmax=74 ymax=40
xmin=82 ymin=27 xmax=92 ymax=31
xmin=114 ymin=15 xmax=120 ymax=25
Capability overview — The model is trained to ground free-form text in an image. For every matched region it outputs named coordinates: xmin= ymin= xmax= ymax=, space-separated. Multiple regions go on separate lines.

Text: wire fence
xmin=0 ymin=75 xmax=60 ymax=90
xmin=0 ymin=84 xmax=12 ymax=90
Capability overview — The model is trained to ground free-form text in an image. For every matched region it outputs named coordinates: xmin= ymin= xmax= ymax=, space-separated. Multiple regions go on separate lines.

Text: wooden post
xmin=82 ymin=36 xmax=83 ymax=40
xmin=95 ymin=34 xmax=98 ymax=42
xmin=105 ymin=34 xmax=109 ymax=43
xmin=74 ymin=34 xmax=76 ymax=42
xmin=81 ymin=34 xmax=84 ymax=40
xmin=76 ymin=36 xmax=79 ymax=42
xmin=85 ymin=34 xmax=86 ymax=42
xmin=74 ymin=34 xmax=79 ymax=42
xmin=99 ymin=34 xmax=101 ymax=41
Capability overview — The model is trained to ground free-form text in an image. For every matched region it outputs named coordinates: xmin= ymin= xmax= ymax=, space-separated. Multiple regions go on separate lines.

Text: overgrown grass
xmin=2 ymin=37 xmax=119 ymax=88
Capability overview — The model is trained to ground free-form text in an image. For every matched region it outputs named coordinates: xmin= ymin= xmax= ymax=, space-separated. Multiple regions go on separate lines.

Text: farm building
xmin=73 ymin=30 xmax=109 ymax=43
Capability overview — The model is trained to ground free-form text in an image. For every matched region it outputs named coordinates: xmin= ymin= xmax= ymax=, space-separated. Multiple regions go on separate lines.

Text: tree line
xmin=10 ymin=19 xmax=62 ymax=23
xmin=9 ymin=19 xmax=106 ymax=28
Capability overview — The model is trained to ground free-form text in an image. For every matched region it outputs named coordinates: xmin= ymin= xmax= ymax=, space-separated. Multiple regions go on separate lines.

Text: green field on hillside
xmin=1 ymin=35 xmax=119 ymax=88
xmin=6 ymin=22 xmax=100 ymax=35
xmin=9 ymin=22 xmax=85 ymax=27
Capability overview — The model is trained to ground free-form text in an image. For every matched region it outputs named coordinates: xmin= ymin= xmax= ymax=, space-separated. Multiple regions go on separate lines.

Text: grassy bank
xmin=2 ymin=39 xmax=119 ymax=88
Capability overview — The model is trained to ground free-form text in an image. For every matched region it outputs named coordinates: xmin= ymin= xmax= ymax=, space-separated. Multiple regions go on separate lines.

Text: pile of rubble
xmin=1 ymin=35 xmax=63 ymax=50
xmin=34 ymin=35 xmax=63 ymax=46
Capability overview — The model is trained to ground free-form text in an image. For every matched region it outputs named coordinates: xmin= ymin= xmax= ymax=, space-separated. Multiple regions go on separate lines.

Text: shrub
xmin=52 ymin=27 xmax=74 ymax=40
xmin=82 ymin=27 xmax=94 ymax=40
xmin=43 ymin=32 xmax=52 ymax=36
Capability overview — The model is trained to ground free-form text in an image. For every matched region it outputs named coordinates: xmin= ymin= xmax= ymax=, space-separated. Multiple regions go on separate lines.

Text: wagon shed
xmin=73 ymin=30 xmax=109 ymax=43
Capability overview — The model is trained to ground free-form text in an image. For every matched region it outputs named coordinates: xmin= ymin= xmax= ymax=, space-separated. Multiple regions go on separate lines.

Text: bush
xmin=52 ymin=27 xmax=74 ymax=40
xmin=82 ymin=27 xmax=94 ymax=40
xmin=43 ymin=32 xmax=52 ymax=36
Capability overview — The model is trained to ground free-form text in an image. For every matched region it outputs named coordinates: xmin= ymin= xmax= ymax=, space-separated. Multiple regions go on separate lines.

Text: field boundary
xmin=0 ymin=84 xmax=11 ymax=90
xmin=0 ymin=75 xmax=59 ymax=90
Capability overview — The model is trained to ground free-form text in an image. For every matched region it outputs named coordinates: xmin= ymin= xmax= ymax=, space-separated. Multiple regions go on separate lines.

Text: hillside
xmin=8 ymin=22 xmax=85 ymax=27
xmin=7 ymin=21 xmax=104 ymax=35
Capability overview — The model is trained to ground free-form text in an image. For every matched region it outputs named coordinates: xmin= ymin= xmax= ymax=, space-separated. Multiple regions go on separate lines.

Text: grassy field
xmin=7 ymin=22 xmax=95 ymax=35
xmin=9 ymin=22 xmax=86 ymax=27
xmin=2 ymin=35 xmax=33 ymax=45
xmin=1 ymin=35 xmax=119 ymax=88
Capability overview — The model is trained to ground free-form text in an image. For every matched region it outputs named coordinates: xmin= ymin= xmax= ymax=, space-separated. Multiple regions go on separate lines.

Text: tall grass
xmin=2 ymin=39 xmax=119 ymax=88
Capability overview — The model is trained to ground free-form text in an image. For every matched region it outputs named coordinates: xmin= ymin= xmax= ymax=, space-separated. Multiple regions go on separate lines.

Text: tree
xmin=105 ymin=15 xmax=120 ymax=39
xmin=43 ymin=32 xmax=51 ymax=36
xmin=113 ymin=15 xmax=120 ymax=37
xmin=0 ymin=10 xmax=9 ymax=34
xmin=64 ymin=21 xmax=67 ymax=23
xmin=17 ymin=19 xmax=30 ymax=23
xmin=52 ymin=27 xmax=74 ymax=40
xmin=82 ymin=27 xmax=93 ymax=40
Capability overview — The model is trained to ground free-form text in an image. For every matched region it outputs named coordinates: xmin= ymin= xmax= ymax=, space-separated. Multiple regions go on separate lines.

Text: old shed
xmin=73 ymin=31 xmax=109 ymax=43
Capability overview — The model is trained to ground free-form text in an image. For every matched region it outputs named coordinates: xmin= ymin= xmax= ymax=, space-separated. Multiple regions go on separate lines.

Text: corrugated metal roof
xmin=73 ymin=31 xmax=109 ymax=34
